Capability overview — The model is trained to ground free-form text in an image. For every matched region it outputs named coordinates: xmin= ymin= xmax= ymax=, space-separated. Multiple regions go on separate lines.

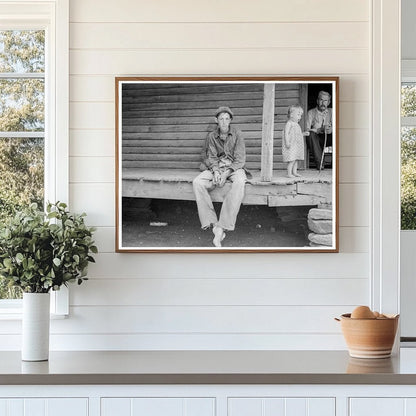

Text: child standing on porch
xmin=282 ymin=105 xmax=310 ymax=178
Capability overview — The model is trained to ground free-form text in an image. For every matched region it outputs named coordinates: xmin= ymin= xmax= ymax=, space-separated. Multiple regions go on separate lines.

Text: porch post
xmin=261 ymin=83 xmax=275 ymax=182
xmin=299 ymin=83 xmax=308 ymax=169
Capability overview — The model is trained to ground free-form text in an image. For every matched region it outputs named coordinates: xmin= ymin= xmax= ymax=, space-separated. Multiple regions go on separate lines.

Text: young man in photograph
xmin=193 ymin=106 xmax=248 ymax=248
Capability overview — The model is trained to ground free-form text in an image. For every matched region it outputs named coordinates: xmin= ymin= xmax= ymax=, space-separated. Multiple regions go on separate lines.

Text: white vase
xmin=22 ymin=292 xmax=50 ymax=361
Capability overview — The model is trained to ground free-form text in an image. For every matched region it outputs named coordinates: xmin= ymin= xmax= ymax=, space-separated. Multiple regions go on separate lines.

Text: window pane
xmin=0 ymin=30 xmax=45 ymax=301
xmin=401 ymin=127 xmax=416 ymax=230
xmin=0 ymin=78 xmax=44 ymax=132
xmin=0 ymin=137 xmax=44 ymax=300
xmin=0 ymin=30 xmax=45 ymax=73
xmin=0 ymin=137 xmax=44 ymax=217
xmin=402 ymin=83 xmax=416 ymax=117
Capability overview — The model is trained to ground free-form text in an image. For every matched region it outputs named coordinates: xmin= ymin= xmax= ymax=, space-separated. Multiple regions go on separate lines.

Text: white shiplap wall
xmin=52 ymin=0 xmax=371 ymax=350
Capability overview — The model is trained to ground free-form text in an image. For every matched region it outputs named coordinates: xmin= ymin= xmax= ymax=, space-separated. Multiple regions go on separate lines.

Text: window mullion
xmin=0 ymin=132 xmax=45 ymax=138
xmin=0 ymin=73 xmax=44 ymax=79
xmin=401 ymin=117 xmax=416 ymax=127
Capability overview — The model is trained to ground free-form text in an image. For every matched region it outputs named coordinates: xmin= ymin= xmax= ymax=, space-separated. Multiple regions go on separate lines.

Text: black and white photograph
xmin=116 ymin=77 xmax=338 ymax=252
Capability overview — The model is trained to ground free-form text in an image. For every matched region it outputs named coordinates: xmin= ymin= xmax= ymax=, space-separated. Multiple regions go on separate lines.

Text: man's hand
xmin=213 ymin=170 xmax=221 ymax=186
xmin=218 ymin=169 xmax=231 ymax=187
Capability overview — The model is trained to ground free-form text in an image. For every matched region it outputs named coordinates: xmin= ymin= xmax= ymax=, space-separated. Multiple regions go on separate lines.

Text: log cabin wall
xmin=122 ymin=83 xmax=301 ymax=172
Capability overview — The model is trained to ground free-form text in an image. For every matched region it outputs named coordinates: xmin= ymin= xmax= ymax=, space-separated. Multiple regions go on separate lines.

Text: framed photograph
xmin=115 ymin=77 xmax=339 ymax=253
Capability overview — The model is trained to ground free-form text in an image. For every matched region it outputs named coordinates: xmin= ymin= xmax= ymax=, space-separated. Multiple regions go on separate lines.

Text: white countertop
xmin=1 ymin=349 xmax=416 ymax=385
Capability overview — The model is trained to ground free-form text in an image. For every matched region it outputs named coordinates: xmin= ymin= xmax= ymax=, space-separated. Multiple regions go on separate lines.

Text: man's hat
xmin=215 ymin=106 xmax=234 ymax=119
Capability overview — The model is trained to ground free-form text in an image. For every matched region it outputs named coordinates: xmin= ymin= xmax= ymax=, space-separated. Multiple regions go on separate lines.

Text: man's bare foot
xmin=213 ymin=226 xmax=225 ymax=247
xmin=287 ymin=174 xmax=295 ymax=178
xmin=293 ymin=173 xmax=301 ymax=177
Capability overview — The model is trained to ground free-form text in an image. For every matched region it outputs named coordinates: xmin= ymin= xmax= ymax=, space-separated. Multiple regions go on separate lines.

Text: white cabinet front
xmin=228 ymin=397 xmax=335 ymax=416
xmin=350 ymin=398 xmax=416 ymax=416
xmin=0 ymin=398 xmax=88 ymax=416
xmin=101 ymin=398 xmax=215 ymax=416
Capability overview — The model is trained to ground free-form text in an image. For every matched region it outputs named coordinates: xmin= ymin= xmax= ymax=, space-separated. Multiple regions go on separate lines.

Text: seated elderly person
xmin=306 ymin=90 xmax=333 ymax=170
xmin=193 ymin=106 xmax=249 ymax=248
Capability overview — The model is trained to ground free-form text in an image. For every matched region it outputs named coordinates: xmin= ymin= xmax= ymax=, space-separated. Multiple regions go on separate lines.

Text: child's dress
xmin=282 ymin=120 xmax=304 ymax=162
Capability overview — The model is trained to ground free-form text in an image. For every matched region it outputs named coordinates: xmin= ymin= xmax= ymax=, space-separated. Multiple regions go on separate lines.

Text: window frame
xmin=401 ymin=61 xmax=416 ymax=128
xmin=401 ymin=60 xmax=416 ymax=230
xmin=0 ymin=0 xmax=69 ymax=317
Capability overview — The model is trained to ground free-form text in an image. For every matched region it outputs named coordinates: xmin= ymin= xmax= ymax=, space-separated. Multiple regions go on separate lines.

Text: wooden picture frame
xmin=115 ymin=77 xmax=339 ymax=253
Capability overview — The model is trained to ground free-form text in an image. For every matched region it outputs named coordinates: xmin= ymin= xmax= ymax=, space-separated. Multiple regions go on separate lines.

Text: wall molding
xmin=371 ymin=0 xmax=401 ymax=315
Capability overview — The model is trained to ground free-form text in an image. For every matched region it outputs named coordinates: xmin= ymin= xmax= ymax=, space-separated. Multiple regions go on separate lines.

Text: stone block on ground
xmin=318 ymin=202 xmax=332 ymax=210
xmin=308 ymin=232 xmax=333 ymax=246
xmin=308 ymin=218 xmax=332 ymax=234
xmin=308 ymin=208 xmax=332 ymax=220
xmin=309 ymin=242 xmax=326 ymax=247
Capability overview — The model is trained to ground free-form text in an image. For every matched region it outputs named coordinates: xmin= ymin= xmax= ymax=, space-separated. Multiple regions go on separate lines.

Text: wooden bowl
xmin=337 ymin=313 xmax=399 ymax=359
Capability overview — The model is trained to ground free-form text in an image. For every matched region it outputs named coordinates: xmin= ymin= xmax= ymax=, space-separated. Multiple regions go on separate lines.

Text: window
xmin=401 ymin=71 xmax=416 ymax=230
xmin=0 ymin=0 xmax=69 ymax=314
xmin=0 ymin=30 xmax=45 ymax=300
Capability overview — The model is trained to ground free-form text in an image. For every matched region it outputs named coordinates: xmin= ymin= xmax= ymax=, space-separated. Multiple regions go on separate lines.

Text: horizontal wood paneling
xmin=86 ymin=253 xmax=369 ymax=279
xmin=120 ymin=83 xmax=301 ymax=171
xmin=71 ymin=278 xmax=368 ymax=306
xmin=70 ymin=130 xmax=115 ymax=157
xmin=69 ymin=183 xmax=114 ymax=226
xmin=339 ymin=76 xmax=369 ymax=102
xmin=0 ymin=305 xmax=358 ymax=335
xmin=121 ymin=137 xmax=275 ymax=147
xmin=58 ymin=0 xmax=373 ymax=351
xmin=70 ymin=75 xmax=114 ymax=102
xmin=69 ymin=0 xmax=369 ymax=23
xmin=70 ymin=157 xmax=114 ymax=183
xmin=49 ymin=306 xmax=360 ymax=334
xmin=70 ymin=102 xmax=114 ymax=129
xmin=0 ymin=333 xmax=347 ymax=350
xmin=339 ymin=156 xmax=369 ymax=183
xmin=339 ymin=183 xmax=369 ymax=227
xmin=339 ymin=227 xmax=369 ymax=253
xmin=339 ymin=102 xmax=369 ymax=129
xmin=70 ymin=156 xmax=367 ymax=184
xmin=70 ymin=22 xmax=368 ymax=49
xmin=338 ymin=129 xmax=369 ymax=157
xmin=91 ymin=227 xmax=115 ymax=253
xmin=69 ymin=75 xmax=369 ymax=102
xmin=70 ymin=102 xmax=368 ymax=130
xmin=69 ymin=49 xmax=368 ymax=76
xmin=68 ymin=128 xmax=369 ymax=159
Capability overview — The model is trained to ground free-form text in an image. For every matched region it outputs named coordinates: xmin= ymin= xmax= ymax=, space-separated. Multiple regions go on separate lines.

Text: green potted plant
xmin=0 ymin=202 xmax=97 ymax=361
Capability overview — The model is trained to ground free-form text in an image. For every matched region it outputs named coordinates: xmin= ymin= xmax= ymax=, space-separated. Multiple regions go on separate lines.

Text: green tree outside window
xmin=0 ymin=30 xmax=45 ymax=299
